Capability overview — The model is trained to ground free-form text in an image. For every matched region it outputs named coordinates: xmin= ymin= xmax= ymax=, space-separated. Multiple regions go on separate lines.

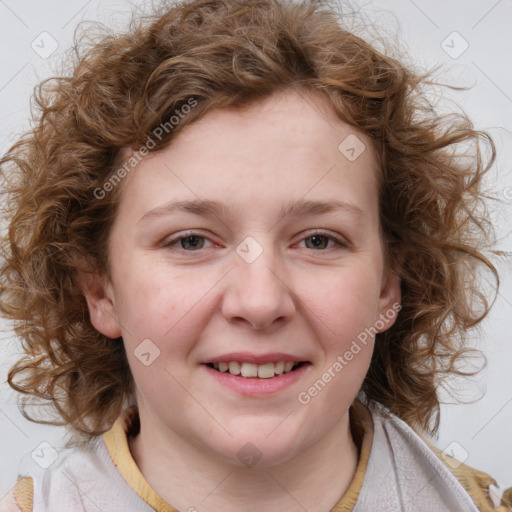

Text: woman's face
xmin=86 ymin=89 xmax=400 ymax=468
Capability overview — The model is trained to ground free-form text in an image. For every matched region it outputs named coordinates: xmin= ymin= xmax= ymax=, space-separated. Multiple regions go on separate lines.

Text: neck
xmin=128 ymin=406 xmax=360 ymax=512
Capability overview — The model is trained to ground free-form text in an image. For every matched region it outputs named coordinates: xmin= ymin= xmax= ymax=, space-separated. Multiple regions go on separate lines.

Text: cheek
xmin=116 ymin=271 xmax=206 ymax=408
xmin=114 ymin=264 xmax=203 ymax=332
xmin=298 ymin=264 xmax=382 ymax=339
xmin=114 ymin=265 xmax=220 ymax=374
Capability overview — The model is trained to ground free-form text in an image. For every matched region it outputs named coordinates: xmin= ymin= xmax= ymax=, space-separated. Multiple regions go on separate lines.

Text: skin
xmin=83 ymin=88 xmax=401 ymax=512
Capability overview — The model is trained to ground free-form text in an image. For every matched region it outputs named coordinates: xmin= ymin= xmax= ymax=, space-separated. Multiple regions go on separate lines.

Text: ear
xmin=376 ymin=250 xmax=403 ymax=333
xmin=77 ymin=258 xmax=122 ymax=339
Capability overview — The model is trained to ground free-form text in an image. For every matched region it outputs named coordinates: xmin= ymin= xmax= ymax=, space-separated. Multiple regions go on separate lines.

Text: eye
xmin=161 ymin=232 xmax=215 ymax=251
xmin=297 ymin=231 xmax=347 ymax=250
xmin=161 ymin=230 xmax=348 ymax=253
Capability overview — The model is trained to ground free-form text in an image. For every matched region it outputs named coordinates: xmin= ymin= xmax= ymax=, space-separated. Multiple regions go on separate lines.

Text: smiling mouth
xmin=204 ymin=361 xmax=309 ymax=379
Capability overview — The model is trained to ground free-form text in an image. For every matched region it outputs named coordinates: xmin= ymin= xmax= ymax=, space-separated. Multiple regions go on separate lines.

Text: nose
xmin=221 ymin=241 xmax=296 ymax=331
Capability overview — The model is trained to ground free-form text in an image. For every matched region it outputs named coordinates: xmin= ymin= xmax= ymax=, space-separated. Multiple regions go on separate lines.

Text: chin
xmin=210 ymin=435 xmax=304 ymax=470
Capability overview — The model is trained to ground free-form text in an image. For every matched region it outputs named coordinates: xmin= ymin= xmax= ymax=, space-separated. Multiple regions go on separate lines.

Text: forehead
xmin=115 ymin=89 xmax=380 ymax=224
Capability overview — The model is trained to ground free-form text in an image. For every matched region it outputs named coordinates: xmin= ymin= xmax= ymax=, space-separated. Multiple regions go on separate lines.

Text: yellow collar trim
xmin=102 ymin=405 xmax=177 ymax=512
xmin=102 ymin=399 xmax=374 ymax=512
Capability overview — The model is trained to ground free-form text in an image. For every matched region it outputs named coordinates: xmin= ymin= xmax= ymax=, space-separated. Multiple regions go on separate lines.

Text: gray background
xmin=0 ymin=0 xmax=511 ymax=501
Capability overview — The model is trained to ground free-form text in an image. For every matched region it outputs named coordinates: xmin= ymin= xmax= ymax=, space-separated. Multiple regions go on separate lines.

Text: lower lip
xmin=201 ymin=363 xmax=311 ymax=396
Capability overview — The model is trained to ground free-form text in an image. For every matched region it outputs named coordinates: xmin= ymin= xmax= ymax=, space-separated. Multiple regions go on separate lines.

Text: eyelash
xmin=161 ymin=230 xmax=348 ymax=253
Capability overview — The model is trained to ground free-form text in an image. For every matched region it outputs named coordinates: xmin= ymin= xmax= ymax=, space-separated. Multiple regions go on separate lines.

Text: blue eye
xmin=299 ymin=232 xmax=345 ymax=250
xmin=162 ymin=233 xmax=213 ymax=251
xmin=161 ymin=230 xmax=347 ymax=252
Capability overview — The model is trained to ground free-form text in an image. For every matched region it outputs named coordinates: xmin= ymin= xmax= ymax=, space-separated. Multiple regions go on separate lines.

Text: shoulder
xmin=3 ymin=412 xmax=138 ymax=512
xmin=366 ymin=399 xmax=512 ymax=511
xmin=0 ymin=477 xmax=33 ymax=512
xmin=6 ymin=437 xmax=105 ymax=512
xmin=428 ymin=441 xmax=512 ymax=511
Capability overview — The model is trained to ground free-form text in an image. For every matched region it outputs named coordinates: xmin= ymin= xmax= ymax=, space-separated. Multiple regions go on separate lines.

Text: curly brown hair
xmin=0 ymin=0 xmax=498 ymax=445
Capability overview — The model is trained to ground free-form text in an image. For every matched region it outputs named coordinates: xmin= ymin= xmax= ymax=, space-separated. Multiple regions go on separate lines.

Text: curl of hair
xmin=0 ymin=0 xmax=498 ymax=444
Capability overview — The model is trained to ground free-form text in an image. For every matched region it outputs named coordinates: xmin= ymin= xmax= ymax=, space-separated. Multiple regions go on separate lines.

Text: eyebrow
xmin=138 ymin=198 xmax=364 ymax=224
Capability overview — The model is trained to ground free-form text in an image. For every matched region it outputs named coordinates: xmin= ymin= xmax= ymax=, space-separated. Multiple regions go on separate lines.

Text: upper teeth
xmin=211 ymin=361 xmax=299 ymax=378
